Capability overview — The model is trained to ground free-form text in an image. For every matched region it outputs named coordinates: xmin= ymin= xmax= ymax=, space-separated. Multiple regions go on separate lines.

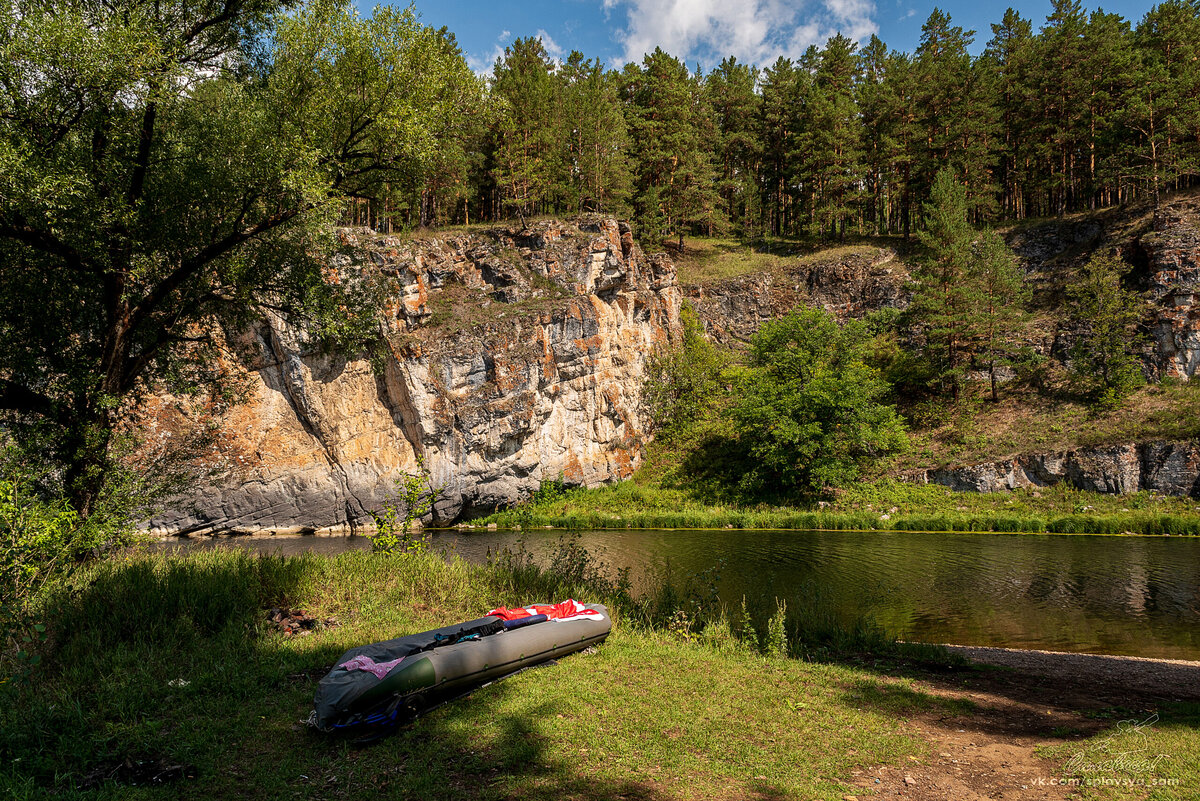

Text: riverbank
xmin=3 ymin=547 xmax=1197 ymax=799
xmin=480 ymin=479 xmax=1200 ymax=536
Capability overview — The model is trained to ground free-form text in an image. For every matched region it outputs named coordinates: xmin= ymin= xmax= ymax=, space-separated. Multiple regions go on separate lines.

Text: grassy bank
xmin=482 ymin=478 xmax=1200 ymax=536
xmin=4 ymin=545 xmax=1197 ymax=799
xmin=1 ymin=545 xmax=959 ymax=800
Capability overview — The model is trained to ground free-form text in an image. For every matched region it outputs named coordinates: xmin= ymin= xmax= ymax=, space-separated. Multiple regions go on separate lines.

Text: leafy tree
xmin=0 ymin=0 xmax=472 ymax=517
xmin=642 ymin=304 xmax=725 ymax=436
xmin=1066 ymin=254 xmax=1147 ymax=406
xmin=731 ymin=307 xmax=907 ymax=496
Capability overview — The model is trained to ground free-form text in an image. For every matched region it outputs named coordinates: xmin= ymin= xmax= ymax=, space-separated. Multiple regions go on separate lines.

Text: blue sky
xmin=368 ymin=0 xmax=1163 ymax=72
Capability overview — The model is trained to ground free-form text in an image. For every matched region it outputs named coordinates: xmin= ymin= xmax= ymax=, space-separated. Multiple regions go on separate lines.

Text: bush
xmin=730 ymin=307 xmax=908 ymax=496
xmin=642 ymin=303 xmax=727 ymax=437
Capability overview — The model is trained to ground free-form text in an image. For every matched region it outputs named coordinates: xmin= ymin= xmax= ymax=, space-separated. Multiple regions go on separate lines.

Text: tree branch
xmin=0 ymin=378 xmax=59 ymax=421
xmin=0 ymin=217 xmax=89 ymax=274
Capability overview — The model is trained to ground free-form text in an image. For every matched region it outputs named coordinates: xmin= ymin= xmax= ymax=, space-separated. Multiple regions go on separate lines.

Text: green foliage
xmin=731 ymin=307 xmax=908 ymax=496
xmin=1066 ymin=254 xmax=1148 ymax=407
xmin=642 ymin=303 xmax=726 ymax=436
xmin=370 ymin=458 xmax=442 ymax=555
xmin=911 ymin=170 xmax=1029 ymax=400
xmin=0 ymin=0 xmax=472 ymax=517
xmin=0 ymin=449 xmax=142 ymax=679
xmin=764 ymin=599 xmax=789 ymax=658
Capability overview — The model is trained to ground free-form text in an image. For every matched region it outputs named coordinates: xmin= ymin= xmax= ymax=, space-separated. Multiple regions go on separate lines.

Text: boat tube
xmin=309 ymin=600 xmax=611 ymax=733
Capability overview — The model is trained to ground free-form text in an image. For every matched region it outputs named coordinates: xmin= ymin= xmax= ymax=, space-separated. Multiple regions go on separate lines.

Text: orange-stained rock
xmin=145 ymin=217 xmax=682 ymax=534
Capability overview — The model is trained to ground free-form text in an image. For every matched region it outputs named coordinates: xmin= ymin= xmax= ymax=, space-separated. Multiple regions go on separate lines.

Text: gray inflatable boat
xmin=310 ymin=602 xmax=611 ymax=733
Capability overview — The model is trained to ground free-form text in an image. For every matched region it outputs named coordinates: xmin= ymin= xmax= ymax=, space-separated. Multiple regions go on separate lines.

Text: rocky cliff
xmin=1141 ymin=199 xmax=1200 ymax=380
xmin=683 ymin=247 xmax=908 ymax=343
xmin=147 ymin=218 xmax=681 ymax=534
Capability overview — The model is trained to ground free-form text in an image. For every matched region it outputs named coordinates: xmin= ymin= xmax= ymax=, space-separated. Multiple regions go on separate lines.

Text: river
xmin=155 ymin=528 xmax=1200 ymax=660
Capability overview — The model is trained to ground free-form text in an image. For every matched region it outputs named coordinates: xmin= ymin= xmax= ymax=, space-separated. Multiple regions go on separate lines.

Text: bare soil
xmin=847 ymin=648 xmax=1200 ymax=800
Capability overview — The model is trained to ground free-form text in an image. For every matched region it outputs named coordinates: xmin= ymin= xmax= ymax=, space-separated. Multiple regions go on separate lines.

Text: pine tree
xmin=913 ymin=10 xmax=997 ymax=222
xmin=625 ymin=49 xmax=717 ymax=247
xmin=912 ymin=168 xmax=977 ymax=399
xmin=1131 ymin=1 xmax=1200 ymax=202
xmin=969 ymin=230 xmax=1029 ymax=401
xmin=807 ymin=34 xmax=865 ymax=239
xmin=758 ymin=57 xmax=800 ymax=236
xmin=558 ymin=52 xmax=633 ymax=214
xmin=491 ymin=37 xmax=557 ymax=219
xmin=1066 ymin=254 xmax=1147 ymax=406
xmin=984 ymin=10 xmax=1037 ymax=218
xmin=858 ymin=35 xmax=901 ymax=235
xmin=704 ymin=57 xmax=762 ymax=235
xmin=1036 ymin=0 xmax=1090 ymax=215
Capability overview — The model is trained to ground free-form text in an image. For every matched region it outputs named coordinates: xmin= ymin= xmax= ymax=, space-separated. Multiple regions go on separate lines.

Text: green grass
xmin=1040 ymin=703 xmax=1200 ymax=799
xmin=892 ymin=379 xmax=1200 ymax=473
xmin=670 ymin=236 xmax=888 ymax=285
xmin=482 ymin=460 xmax=1200 ymax=536
xmin=1 ymin=545 xmax=969 ymax=800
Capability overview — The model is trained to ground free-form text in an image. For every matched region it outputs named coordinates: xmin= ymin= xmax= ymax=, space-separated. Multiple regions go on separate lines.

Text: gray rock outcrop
xmin=904 ymin=440 xmax=1200 ymax=498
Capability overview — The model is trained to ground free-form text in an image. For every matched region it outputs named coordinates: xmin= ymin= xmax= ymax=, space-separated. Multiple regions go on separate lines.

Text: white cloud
xmin=466 ymin=28 xmax=568 ymax=76
xmin=535 ymin=29 xmax=566 ymax=61
xmin=605 ymin=0 xmax=879 ymax=66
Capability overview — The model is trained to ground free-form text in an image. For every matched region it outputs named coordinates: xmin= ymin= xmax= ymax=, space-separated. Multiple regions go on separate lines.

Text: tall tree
xmin=983 ymin=9 xmax=1037 ymax=218
xmin=969 ymin=230 xmax=1029 ymax=401
xmin=557 ymin=52 xmax=633 ymax=214
xmin=1065 ymin=254 xmax=1147 ymax=405
xmin=758 ymin=57 xmax=801 ymax=236
xmin=704 ymin=57 xmax=762 ymax=235
xmin=490 ymin=37 xmax=558 ymax=219
xmin=806 ymin=34 xmax=865 ymax=239
xmin=625 ymin=49 xmax=717 ymax=247
xmin=0 ymin=0 xmax=471 ymax=516
xmin=911 ymin=169 xmax=978 ymax=399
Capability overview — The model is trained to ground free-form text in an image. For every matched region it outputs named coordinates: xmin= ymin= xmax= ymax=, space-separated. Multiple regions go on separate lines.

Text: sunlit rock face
xmin=146 ymin=218 xmax=681 ymax=534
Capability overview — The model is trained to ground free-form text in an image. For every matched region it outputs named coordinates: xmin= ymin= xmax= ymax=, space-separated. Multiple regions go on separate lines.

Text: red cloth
xmin=487 ymin=599 xmax=603 ymax=622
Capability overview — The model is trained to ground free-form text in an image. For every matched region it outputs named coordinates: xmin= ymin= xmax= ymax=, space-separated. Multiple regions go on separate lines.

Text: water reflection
xmin=153 ymin=529 xmax=1200 ymax=660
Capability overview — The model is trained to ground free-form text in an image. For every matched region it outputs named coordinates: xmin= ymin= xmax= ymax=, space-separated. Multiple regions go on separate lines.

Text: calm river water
xmin=156 ymin=529 xmax=1200 ymax=660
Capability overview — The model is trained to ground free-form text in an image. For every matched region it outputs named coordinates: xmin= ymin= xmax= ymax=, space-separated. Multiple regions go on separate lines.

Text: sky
xmin=366 ymin=0 xmax=1164 ymax=73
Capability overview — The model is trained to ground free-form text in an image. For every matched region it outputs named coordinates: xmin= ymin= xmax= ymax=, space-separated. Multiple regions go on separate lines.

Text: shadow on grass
xmin=0 ymin=550 xmax=802 ymax=800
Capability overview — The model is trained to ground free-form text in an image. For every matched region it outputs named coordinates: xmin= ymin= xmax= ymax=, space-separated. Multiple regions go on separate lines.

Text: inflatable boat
xmin=309 ymin=600 xmax=611 ymax=733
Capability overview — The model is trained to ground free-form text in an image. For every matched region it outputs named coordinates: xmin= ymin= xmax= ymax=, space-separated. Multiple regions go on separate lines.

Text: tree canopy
xmin=0 ymin=0 xmax=473 ymax=517
xmin=731 ymin=308 xmax=908 ymax=496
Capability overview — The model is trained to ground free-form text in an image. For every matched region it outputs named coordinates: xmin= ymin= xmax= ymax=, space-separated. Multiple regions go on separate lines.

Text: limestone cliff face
xmin=903 ymin=440 xmax=1200 ymax=498
xmin=147 ymin=218 xmax=681 ymax=534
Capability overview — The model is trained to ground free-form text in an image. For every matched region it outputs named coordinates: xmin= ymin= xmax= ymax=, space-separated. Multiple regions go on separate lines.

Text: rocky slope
xmin=903 ymin=440 xmax=1200 ymax=497
xmin=683 ymin=247 xmax=908 ymax=342
xmin=1141 ymin=198 xmax=1200 ymax=380
xmin=147 ymin=218 xmax=681 ymax=534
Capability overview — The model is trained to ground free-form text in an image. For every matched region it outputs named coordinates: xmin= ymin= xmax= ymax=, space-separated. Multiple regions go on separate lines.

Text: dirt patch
xmin=79 ymin=756 xmax=197 ymax=790
xmin=852 ymin=647 xmax=1200 ymax=799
